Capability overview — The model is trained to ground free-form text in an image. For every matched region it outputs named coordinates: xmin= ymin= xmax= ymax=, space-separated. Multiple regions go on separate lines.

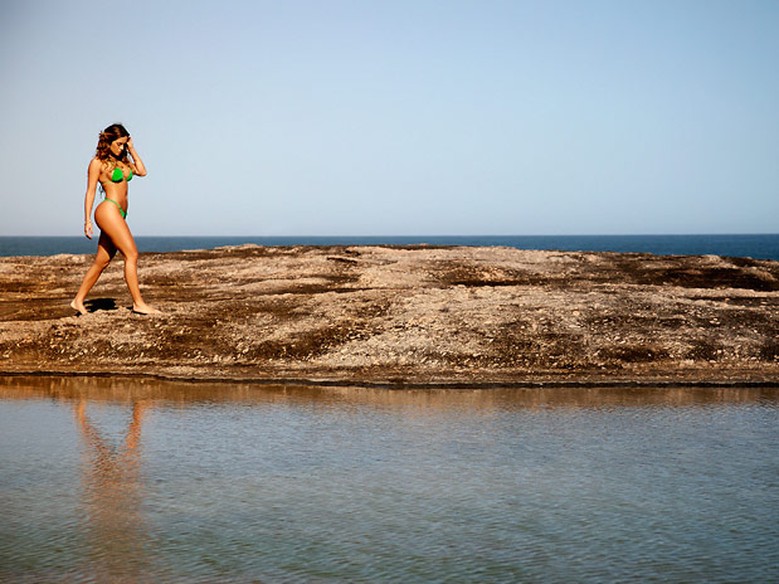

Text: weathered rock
xmin=1 ymin=245 xmax=777 ymax=386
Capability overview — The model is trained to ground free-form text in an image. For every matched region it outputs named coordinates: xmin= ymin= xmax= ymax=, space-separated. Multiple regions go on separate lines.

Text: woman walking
xmin=71 ymin=123 xmax=160 ymax=315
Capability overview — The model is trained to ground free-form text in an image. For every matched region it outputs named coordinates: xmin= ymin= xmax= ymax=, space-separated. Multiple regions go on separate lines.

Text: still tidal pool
xmin=1 ymin=377 xmax=777 ymax=583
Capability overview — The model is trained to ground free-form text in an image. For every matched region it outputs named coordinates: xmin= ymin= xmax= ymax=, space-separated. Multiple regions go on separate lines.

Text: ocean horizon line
xmin=2 ymin=233 xmax=778 ymax=261
xmin=3 ymin=232 xmax=777 ymax=238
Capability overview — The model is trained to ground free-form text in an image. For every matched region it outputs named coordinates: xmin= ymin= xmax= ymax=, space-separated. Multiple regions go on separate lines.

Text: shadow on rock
xmin=84 ymin=298 xmax=119 ymax=313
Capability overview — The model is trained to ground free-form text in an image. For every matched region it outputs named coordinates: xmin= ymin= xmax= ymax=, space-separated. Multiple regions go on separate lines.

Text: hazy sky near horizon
xmin=1 ymin=0 xmax=777 ymax=236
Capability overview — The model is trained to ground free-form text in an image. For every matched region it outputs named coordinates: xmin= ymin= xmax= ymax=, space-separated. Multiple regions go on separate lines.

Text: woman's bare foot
xmin=132 ymin=303 xmax=162 ymax=315
xmin=70 ymin=299 xmax=88 ymax=315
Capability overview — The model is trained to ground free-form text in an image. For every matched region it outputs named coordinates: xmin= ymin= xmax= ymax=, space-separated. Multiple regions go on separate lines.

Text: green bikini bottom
xmin=104 ymin=198 xmax=127 ymax=219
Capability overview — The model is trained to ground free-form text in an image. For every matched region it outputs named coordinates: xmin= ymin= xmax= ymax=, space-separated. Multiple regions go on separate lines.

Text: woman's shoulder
xmin=88 ymin=158 xmax=110 ymax=182
xmin=88 ymin=157 xmax=108 ymax=171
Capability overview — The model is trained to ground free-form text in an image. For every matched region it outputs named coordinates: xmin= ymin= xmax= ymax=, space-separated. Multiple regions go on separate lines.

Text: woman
xmin=71 ymin=123 xmax=160 ymax=315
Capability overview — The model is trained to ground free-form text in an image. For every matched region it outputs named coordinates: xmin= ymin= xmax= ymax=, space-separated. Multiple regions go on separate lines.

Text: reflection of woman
xmin=75 ymin=400 xmax=148 ymax=578
xmin=71 ymin=123 xmax=160 ymax=315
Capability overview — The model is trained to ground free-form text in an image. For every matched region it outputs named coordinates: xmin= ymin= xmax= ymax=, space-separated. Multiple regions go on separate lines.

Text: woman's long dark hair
xmin=95 ymin=123 xmax=130 ymax=163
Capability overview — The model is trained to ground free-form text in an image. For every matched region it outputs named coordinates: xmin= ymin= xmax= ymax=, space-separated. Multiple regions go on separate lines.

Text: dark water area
xmin=1 ymin=377 xmax=778 ymax=583
xmin=2 ymin=233 xmax=779 ymax=260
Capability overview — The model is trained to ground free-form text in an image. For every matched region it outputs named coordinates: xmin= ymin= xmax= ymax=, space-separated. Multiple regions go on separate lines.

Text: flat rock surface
xmin=1 ymin=245 xmax=778 ymax=386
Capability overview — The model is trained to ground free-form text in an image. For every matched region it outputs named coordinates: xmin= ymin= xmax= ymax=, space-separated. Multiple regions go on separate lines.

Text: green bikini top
xmin=110 ymin=167 xmax=133 ymax=183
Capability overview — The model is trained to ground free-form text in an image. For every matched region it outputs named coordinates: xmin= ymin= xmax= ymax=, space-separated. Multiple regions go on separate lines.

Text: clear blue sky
xmin=1 ymin=0 xmax=777 ymax=236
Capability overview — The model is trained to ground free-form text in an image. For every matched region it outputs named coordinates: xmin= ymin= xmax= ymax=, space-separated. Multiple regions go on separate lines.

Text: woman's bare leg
xmin=93 ymin=204 xmax=160 ymax=314
xmin=71 ymin=231 xmax=117 ymax=315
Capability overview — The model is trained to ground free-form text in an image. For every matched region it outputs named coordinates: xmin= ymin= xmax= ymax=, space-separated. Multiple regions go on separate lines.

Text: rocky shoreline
xmin=1 ymin=245 xmax=778 ymax=387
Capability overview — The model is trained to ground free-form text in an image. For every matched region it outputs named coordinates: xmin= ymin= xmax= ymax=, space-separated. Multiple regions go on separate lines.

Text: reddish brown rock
xmin=1 ymin=245 xmax=777 ymax=386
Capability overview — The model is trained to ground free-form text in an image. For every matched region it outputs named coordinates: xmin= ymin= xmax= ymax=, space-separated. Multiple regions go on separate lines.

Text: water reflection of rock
xmin=76 ymin=399 xmax=151 ymax=582
xmin=1 ymin=376 xmax=776 ymax=412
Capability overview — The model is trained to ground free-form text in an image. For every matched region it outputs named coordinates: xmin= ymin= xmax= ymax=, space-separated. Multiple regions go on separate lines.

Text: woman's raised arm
xmin=126 ymin=137 xmax=147 ymax=177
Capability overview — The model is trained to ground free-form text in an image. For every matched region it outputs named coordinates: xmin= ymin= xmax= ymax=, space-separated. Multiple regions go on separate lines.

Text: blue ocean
xmin=1 ymin=234 xmax=778 ymax=261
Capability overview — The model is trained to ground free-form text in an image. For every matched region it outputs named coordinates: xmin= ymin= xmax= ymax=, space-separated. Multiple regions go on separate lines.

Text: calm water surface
xmin=1 ymin=377 xmax=777 ymax=583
